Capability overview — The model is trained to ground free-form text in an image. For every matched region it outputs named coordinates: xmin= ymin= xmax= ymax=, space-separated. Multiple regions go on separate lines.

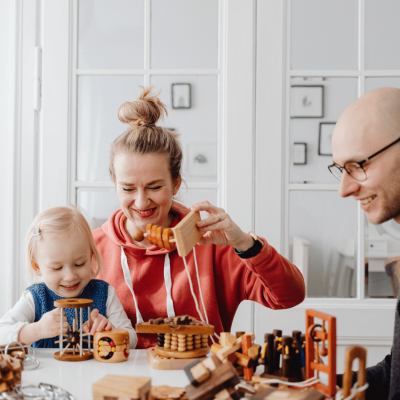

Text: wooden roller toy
xmin=133 ymin=210 xmax=203 ymax=257
xmin=93 ymin=329 xmax=130 ymax=363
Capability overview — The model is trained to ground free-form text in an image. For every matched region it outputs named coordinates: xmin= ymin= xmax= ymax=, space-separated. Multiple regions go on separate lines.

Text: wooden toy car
xmin=93 ymin=329 xmax=130 ymax=363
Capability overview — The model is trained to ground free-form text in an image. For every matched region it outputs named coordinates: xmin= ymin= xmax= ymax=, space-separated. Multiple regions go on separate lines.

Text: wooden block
xmin=172 ymin=211 xmax=203 ymax=257
xmin=202 ymin=355 xmax=222 ymax=372
xmin=224 ymin=352 xmax=237 ymax=365
xmin=151 ymin=385 xmax=187 ymax=400
xmin=220 ymin=333 xmax=229 ymax=347
xmin=247 ymin=344 xmax=261 ymax=361
xmin=190 ymin=362 xmax=211 ymax=383
xmin=226 ymin=335 xmax=237 ymax=346
xmin=214 ymin=389 xmax=232 ymax=400
xmin=93 ymin=375 xmax=151 ymax=400
xmin=242 ymin=335 xmax=253 ymax=381
xmin=210 ymin=343 xmax=251 ymax=367
xmin=216 ymin=332 xmax=255 ymax=361
xmin=185 ymin=361 xmax=240 ymax=400
xmin=251 ymin=387 xmax=325 ymax=400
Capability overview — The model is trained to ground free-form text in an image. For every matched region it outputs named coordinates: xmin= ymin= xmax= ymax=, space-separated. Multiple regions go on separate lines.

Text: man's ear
xmin=31 ymin=260 xmax=41 ymax=276
xmin=173 ymin=175 xmax=182 ymax=196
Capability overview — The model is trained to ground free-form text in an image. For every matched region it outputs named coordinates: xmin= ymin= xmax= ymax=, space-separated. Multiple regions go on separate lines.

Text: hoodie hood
xmin=101 ymin=201 xmax=190 ymax=256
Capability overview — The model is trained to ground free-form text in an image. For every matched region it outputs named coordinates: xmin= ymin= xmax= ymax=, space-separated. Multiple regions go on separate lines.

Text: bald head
xmin=332 ymin=87 xmax=400 ymax=225
xmin=333 ymin=87 xmax=400 ymax=164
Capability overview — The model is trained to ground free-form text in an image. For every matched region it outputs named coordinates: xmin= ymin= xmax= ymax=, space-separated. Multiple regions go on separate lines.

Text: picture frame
xmin=290 ymin=85 xmax=324 ymax=118
xmin=293 ymin=142 xmax=307 ymax=165
xmin=171 ymin=83 xmax=191 ymax=109
xmin=318 ymin=122 xmax=336 ymax=156
xmin=187 ymin=143 xmax=217 ymax=178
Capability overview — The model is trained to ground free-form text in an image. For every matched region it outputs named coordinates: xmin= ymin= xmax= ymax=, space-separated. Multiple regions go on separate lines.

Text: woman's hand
xmin=190 ymin=201 xmax=254 ymax=251
xmin=83 ymin=309 xmax=112 ymax=335
xmin=37 ymin=308 xmax=70 ymax=338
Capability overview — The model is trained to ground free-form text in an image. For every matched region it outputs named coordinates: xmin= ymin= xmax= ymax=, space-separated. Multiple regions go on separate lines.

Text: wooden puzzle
xmin=93 ymin=329 xmax=130 ymax=363
xmin=93 ymin=375 xmax=151 ymax=400
xmin=305 ymin=309 xmax=336 ymax=397
xmin=136 ymin=315 xmax=214 ymax=370
xmin=53 ymin=298 xmax=93 ymax=362
xmin=0 ymin=354 xmax=23 ymax=394
xmin=134 ymin=210 xmax=203 ymax=257
xmin=184 ymin=355 xmax=241 ymax=400
xmin=341 ymin=346 xmax=367 ymax=400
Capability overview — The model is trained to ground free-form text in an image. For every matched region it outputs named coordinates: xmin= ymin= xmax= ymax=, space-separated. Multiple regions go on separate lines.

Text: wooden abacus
xmin=134 ymin=210 xmax=203 ymax=257
xmin=54 ymin=298 xmax=94 ymax=362
xmin=136 ymin=315 xmax=214 ymax=370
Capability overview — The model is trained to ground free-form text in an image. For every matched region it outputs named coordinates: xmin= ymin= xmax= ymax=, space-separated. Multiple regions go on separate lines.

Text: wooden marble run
xmin=134 ymin=210 xmax=203 ymax=257
xmin=305 ymin=309 xmax=337 ymax=398
xmin=93 ymin=329 xmax=130 ymax=363
xmin=136 ymin=315 xmax=214 ymax=370
xmin=54 ymin=298 xmax=93 ymax=362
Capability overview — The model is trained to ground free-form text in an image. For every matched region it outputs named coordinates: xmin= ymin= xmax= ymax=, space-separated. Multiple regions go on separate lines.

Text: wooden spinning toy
xmin=136 ymin=315 xmax=214 ymax=370
xmin=93 ymin=329 xmax=130 ymax=363
xmin=134 ymin=210 xmax=203 ymax=257
xmin=53 ymin=298 xmax=93 ymax=362
xmin=305 ymin=309 xmax=336 ymax=397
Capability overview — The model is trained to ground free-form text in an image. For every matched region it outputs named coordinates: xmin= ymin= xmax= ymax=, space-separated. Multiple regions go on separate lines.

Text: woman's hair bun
xmin=118 ymin=86 xmax=167 ymax=129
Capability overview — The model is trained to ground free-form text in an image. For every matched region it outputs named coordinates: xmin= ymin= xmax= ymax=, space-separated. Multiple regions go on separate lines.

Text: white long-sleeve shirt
xmin=0 ymin=285 xmax=137 ymax=349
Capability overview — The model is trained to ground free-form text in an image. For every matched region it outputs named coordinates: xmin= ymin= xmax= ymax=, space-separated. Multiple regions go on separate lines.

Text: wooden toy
xmin=242 ymin=334 xmax=254 ymax=381
xmin=93 ymin=329 xmax=130 ymax=363
xmin=341 ymin=346 xmax=367 ymax=400
xmin=53 ymin=298 xmax=93 ymax=362
xmin=305 ymin=309 xmax=336 ymax=397
xmin=151 ymin=385 xmax=187 ymax=400
xmin=136 ymin=315 xmax=214 ymax=370
xmin=250 ymin=387 xmax=325 ymax=400
xmin=0 ymin=354 xmax=23 ymax=394
xmin=258 ymin=329 xmax=305 ymax=382
xmin=134 ymin=210 xmax=203 ymax=257
xmin=93 ymin=375 xmax=151 ymax=400
xmin=184 ymin=356 xmax=241 ymax=400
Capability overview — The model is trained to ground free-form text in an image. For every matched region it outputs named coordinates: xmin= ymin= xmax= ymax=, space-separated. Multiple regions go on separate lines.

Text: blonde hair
xmin=24 ymin=206 xmax=104 ymax=284
xmin=109 ymin=86 xmax=183 ymax=183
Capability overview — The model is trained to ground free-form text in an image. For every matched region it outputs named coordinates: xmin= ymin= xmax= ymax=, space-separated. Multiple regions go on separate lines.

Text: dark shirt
xmin=337 ymin=290 xmax=400 ymax=400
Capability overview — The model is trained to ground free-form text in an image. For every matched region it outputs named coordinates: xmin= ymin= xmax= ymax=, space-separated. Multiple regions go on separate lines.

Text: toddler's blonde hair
xmin=24 ymin=206 xmax=104 ymax=284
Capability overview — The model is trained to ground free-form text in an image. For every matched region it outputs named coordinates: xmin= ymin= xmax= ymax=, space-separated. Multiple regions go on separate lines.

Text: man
xmin=331 ymin=87 xmax=400 ymax=400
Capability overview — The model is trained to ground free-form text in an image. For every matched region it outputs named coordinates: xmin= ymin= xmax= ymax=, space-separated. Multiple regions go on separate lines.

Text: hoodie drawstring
xmin=164 ymin=253 xmax=175 ymax=317
xmin=121 ymin=246 xmax=144 ymax=324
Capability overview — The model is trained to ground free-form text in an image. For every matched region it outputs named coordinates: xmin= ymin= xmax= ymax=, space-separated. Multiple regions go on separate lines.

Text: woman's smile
xmin=133 ymin=207 xmax=157 ymax=218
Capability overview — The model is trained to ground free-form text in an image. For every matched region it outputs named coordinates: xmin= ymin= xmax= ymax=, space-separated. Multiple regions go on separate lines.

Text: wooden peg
xmin=241 ymin=334 xmax=253 ymax=381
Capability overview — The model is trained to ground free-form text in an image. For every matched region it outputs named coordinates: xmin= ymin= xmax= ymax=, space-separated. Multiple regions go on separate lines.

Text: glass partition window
xmin=74 ymin=0 xmax=221 ymax=228
xmin=288 ymin=1 xmax=400 ymax=299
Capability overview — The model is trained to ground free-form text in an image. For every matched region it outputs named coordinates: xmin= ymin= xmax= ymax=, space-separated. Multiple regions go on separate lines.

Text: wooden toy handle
xmin=343 ymin=346 xmax=367 ymax=400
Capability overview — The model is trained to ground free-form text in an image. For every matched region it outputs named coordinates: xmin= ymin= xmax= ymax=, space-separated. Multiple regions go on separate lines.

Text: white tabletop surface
xmin=21 ymin=349 xmax=190 ymax=400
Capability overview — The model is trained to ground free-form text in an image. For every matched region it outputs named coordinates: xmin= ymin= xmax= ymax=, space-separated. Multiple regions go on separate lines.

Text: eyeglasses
xmin=328 ymin=136 xmax=400 ymax=182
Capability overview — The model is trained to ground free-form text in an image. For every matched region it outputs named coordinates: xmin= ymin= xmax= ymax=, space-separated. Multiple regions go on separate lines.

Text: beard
xmin=370 ymin=161 xmax=400 ymax=224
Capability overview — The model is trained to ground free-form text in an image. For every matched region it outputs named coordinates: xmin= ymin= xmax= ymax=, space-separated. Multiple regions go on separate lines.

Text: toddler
xmin=0 ymin=206 xmax=137 ymax=348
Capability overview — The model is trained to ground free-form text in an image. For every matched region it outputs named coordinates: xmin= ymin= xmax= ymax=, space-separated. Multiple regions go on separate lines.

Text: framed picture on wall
xmin=187 ymin=143 xmax=217 ymax=178
xmin=293 ymin=142 xmax=307 ymax=165
xmin=171 ymin=83 xmax=191 ymax=109
xmin=290 ymin=85 xmax=324 ymax=118
xmin=318 ymin=122 xmax=336 ymax=156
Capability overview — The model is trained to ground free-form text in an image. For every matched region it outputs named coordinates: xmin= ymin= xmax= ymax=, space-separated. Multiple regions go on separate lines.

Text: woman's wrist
xmin=233 ymin=233 xmax=255 ymax=252
xmin=18 ymin=322 xmax=40 ymax=345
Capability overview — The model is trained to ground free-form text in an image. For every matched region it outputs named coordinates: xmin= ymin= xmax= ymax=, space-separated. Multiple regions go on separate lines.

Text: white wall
xmin=0 ymin=0 xmax=14 ymax=316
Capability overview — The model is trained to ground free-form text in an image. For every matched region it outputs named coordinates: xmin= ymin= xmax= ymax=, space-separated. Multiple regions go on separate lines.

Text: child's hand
xmin=83 ymin=309 xmax=112 ymax=335
xmin=37 ymin=308 xmax=70 ymax=339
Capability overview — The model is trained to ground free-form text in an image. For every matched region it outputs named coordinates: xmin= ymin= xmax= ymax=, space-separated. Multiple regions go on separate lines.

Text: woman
xmin=93 ymin=87 xmax=305 ymax=349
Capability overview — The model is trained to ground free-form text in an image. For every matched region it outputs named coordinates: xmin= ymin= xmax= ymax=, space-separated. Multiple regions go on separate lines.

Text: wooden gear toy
xmin=53 ymin=298 xmax=93 ymax=362
xmin=93 ymin=329 xmax=130 ymax=363
xmin=136 ymin=315 xmax=214 ymax=370
xmin=133 ymin=210 xmax=203 ymax=257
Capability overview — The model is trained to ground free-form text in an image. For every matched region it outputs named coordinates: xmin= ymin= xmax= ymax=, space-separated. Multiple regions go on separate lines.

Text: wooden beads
xmin=158 ymin=333 xmax=208 ymax=352
xmin=134 ymin=224 xmax=176 ymax=251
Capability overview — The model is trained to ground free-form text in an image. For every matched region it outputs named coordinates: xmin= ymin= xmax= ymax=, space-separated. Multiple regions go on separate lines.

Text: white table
xmin=21 ymin=349 xmax=190 ymax=399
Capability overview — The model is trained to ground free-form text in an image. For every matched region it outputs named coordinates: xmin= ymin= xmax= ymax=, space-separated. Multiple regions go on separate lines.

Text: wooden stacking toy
xmin=136 ymin=315 xmax=214 ymax=370
xmin=54 ymin=298 xmax=93 ymax=362
xmin=93 ymin=329 xmax=130 ymax=363
xmin=133 ymin=210 xmax=203 ymax=257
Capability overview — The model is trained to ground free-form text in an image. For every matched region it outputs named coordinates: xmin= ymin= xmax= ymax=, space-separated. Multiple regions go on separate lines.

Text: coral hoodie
xmin=93 ymin=203 xmax=305 ymax=349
